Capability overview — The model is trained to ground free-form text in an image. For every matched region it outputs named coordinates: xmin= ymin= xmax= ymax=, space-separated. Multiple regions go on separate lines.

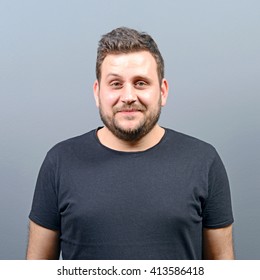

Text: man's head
xmin=94 ymin=27 xmax=168 ymax=142
xmin=96 ymin=27 xmax=164 ymax=84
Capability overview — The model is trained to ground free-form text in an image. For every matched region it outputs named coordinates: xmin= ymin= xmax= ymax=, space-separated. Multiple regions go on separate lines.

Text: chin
xmin=115 ymin=122 xmax=145 ymax=134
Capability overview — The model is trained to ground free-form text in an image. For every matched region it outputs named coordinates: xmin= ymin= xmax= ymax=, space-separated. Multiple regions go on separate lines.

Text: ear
xmin=160 ymin=78 xmax=169 ymax=107
xmin=93 ymin=80 xmax=100 ymax=108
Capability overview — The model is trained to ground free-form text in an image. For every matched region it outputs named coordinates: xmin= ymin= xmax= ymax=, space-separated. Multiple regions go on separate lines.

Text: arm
xmin=26 ymin=220 xmax=60 ymax=260
xmin=203 ymin=224 xmax=234 ymax=260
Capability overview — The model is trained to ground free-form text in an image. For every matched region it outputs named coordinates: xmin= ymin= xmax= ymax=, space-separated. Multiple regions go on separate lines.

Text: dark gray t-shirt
xmin=29 ymin=128 xmax=233 ymax=259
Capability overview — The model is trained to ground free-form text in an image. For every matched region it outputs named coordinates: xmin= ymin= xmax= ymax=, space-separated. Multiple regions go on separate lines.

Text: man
xmin=27 ymin=27 xmax=234 ymax=260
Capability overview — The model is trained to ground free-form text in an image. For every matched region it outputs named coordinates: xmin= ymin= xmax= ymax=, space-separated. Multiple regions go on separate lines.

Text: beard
xmin=99 ymin=99 xmax=162 ymax=142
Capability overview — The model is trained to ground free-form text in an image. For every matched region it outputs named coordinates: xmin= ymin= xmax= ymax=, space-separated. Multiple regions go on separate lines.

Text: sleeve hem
xmin=203 ymin=218 xmax=234 ymax=229
xmin=29 ymin=213 xmax=60 ymax=231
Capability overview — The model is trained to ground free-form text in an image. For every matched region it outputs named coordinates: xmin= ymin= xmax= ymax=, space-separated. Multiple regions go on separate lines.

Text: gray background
xmin=1 ymin=0 xmax=259 ymax=259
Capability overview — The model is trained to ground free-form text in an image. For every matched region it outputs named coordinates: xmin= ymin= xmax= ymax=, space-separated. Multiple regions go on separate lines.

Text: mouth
xmin=117 ymin=109 xmax=143 ymax=116
xmin=119 ymin=109 xmax=140 ymax=112
xmin=116 ymin=106 xmax=144 ymax=113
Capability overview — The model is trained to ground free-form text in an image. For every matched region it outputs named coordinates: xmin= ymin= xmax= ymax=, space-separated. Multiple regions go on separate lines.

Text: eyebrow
xmin=106 ymin=73 xmax=122 ymax=79
xmin=106 ymin=73 xmax=152 ymax=83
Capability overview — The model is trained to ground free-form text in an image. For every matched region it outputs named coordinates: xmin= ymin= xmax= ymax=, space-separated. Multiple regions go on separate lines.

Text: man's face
xmin=94 ymin=51 xmax=168 ymax=141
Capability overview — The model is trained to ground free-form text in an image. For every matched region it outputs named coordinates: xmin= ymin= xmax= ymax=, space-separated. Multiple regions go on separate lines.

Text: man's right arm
xmin=26 ymin=220 xmax=60 ymax=260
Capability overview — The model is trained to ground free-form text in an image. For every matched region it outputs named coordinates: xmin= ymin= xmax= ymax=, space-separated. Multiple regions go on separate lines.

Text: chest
xmin=57 ymin=155 xmax=208 ymax=237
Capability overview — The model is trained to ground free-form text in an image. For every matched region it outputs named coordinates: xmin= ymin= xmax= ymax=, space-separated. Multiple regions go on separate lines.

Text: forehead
xmin=101 ymin=51 xmax=157 ymax=76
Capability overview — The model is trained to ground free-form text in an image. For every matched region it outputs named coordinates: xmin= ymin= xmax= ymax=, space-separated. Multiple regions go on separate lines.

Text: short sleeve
xmin=202 ymin=150 xmax=234 ymax=228
xmin=29 ymin=151 xmax=60 ymax=230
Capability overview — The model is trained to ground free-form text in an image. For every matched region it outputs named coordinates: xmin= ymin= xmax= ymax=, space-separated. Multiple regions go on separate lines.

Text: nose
xmin=120 ymin=84 xmax=137 ymax=104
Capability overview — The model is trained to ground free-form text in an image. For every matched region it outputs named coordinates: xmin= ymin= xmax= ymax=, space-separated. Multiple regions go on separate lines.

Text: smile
xmin=117 ymin=110 xmax=142 ymax=115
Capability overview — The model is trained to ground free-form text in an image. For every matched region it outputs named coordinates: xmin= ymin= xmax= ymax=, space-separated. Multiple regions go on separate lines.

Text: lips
xmin=115 ymin=106 xmax=145 ymax=113
xmin=119 ymin=109 xmax=140 ymax=113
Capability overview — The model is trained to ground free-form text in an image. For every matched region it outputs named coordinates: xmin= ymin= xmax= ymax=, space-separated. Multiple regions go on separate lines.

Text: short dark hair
xmin=96 ymin=27 xmax=164 ymax=83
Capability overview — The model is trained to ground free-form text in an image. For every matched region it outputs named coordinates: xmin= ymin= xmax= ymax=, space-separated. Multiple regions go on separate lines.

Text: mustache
xmin=114 ymin=105 xmax=146 ymax=113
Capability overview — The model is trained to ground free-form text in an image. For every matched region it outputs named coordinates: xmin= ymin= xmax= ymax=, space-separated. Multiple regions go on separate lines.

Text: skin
xmin=26 ymin=220 xmax=60 ymax=259
xmin=26 ymin=51 xmax=234 ymax=260
xmin=203 ymin=225 xmax=234 ymax=259
xmin=93 ymin=51 xmax=168 ymax=151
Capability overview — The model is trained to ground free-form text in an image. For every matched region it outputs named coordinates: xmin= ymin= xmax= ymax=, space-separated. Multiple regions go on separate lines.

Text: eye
xmin=135 ymin=81 xmax=148 ymax=88
xmin=110 ymin=81 xmax=123 ymax=89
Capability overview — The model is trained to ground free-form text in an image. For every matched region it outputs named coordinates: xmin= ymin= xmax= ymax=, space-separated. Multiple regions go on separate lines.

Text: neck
xmin=96 ymin=125 xmax=165 ymax=152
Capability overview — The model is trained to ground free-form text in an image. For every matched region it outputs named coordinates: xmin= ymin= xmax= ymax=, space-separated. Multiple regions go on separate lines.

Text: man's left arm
xmin=203 ymin=224 xmax=234 ymax=259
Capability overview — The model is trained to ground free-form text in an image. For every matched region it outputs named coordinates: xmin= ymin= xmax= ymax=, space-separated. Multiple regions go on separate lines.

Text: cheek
xmin=138 ymin=91 xmax=160 ymax=107
xmin=100 ymin=91 xmax=120 ymax=107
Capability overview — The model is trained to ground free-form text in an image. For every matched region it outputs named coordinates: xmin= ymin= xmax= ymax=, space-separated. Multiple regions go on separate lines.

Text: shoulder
xmin=165 ymin=128 xmax=217 ymax=154
xmin=45 ymin=129 xmax=97 ymax=161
